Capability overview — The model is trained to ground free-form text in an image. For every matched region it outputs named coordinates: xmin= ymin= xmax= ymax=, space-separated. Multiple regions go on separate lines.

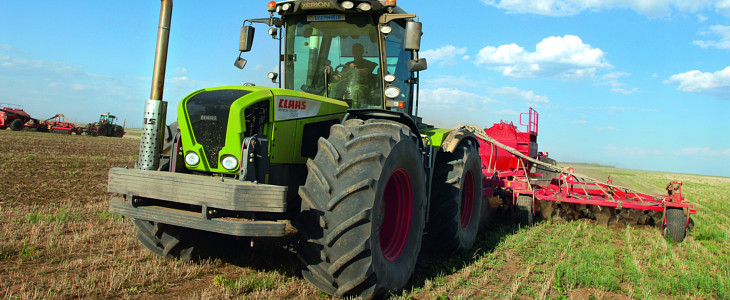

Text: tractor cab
xmin=237 ymin=0 xmax=426 ymax=116
xmin=99 ymin=113 xmax=117 ymax=125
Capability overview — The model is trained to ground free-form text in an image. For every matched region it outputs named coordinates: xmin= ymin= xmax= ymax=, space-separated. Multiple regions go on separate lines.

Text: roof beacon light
xmin=267 ymin=1 xmax=276 ymax=12
xmin=358 ymin=2 xmax=372 ymax=11
xmin=385 ymin=0 xmax=396 ymax=8
xmin=341 ymin=1 xmax=354 ymax=9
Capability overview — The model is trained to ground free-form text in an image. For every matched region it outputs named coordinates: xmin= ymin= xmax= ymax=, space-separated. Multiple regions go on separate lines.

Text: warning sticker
xmin=274 ymin=96 xmax=322 ymax=121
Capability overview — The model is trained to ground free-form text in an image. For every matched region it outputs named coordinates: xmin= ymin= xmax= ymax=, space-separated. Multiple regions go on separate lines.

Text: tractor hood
xmin=177 ymin=86 xmax=348 ymax=174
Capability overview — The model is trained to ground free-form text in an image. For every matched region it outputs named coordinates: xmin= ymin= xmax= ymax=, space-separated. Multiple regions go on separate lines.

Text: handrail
xmin=519 ymin=107 xmax=539 ymax=136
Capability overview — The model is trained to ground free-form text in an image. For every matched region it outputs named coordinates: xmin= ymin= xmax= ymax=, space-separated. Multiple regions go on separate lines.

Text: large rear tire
xmin=297 ymin=119 xmax=427 ymax=299
xmin=10 ymin=119 xmax=24 ymax=131
xmin=114 ymin=126 xmax=124 ymax=137
xmin=423 ymin=139 xmax=482 ymax=254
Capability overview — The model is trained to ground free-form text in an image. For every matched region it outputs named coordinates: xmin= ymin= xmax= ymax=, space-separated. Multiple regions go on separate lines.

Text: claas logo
xmin=278 ymin=99 xmax=307 ymax=110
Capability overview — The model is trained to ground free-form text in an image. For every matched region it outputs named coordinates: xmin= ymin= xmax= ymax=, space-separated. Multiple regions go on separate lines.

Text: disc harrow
xmin=457 ymin=108 xmax=697 ymax=242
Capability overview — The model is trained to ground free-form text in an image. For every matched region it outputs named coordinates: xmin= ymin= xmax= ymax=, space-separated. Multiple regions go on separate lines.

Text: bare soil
xmin=0 ymin=130 xmax=322 ymax=299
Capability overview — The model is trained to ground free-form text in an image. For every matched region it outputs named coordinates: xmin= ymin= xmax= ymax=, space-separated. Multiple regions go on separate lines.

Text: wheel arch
xmin=343 ymin=109 xmax=423 ymax=149
xmin=440 ymin=129 xmax=480 ymax=153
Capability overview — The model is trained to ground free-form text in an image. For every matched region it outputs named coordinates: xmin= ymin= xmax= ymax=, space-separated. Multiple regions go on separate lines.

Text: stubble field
xmin=1 ymin=129 xmax=728 ymax=299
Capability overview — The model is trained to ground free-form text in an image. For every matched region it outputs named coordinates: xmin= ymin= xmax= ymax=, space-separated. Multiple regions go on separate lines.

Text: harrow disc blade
xmin=593 ymin=206 xmax=615 ymax=227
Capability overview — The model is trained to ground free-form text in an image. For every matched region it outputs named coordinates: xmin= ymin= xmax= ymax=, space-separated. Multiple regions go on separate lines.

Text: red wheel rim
xmin=379 ymin=168 xmax=412 ymax=262
xmin=460 ymin=170 xmax=475 ymax=229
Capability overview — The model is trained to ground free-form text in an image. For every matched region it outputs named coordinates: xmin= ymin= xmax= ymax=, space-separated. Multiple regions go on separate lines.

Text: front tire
xmin=423 ymin=139 xmax=482 ymax=254
xmin=297 ymin=119 xmax=427 ymax=299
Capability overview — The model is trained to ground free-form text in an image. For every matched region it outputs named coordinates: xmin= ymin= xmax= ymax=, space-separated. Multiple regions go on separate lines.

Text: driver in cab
xmin=346 ymin=43 xmax=376 ymax=76
xmin=330 ymin=43 xmax=377 ymax=107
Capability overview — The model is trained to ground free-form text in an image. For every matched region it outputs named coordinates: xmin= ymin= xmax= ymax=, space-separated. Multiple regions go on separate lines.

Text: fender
xmin=343 ymin=108 xmax=423 ymax=149
xmin=440 ymin=129 xmax=479 ymax=153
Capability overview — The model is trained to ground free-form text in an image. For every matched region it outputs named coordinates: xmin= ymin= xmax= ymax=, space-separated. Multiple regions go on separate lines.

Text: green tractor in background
xmin=108 ymin=0 xmax=483 ymax=298
xmin=86 ymin=112 xmax=125 ymax=137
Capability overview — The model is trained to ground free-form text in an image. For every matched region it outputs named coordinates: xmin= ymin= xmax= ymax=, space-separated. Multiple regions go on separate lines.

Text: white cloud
xmin=481 ymin=0 xmax=730 ymax=18
xmin=420 ymin=87 xmax=498 ymax=110
xmin=475 ymin=35 xmax=612 ymax=80
xmin=421 ymin=45 xmax=469 ymax=66
xmin=170 ymin=76 xmax=190 ymax=84
xmin=494 ymin=109 xmax=520 ymax=116
xmin=0 ymin=46 xmax=150 ymax=125
xmin=71 ymin=83 xmax=90 ymax=91
xmin=666 ymin=66 xmax=730 ymax=98
xmin=677 ymin=147 xmax=730 ymax=156
xmin=611 ymin=87 xmax=640 ymax=95
xmin=605 ymin=145 xmax=730 ymax=158
xmin=0 ymin=44 xmax=19 ymax=52
xmin=491 ymin=86 xmax=550 ymax=103
xmin=564 ymin=105 xmax=640 ymax=115
xmin=173 ymin=67 xmax=188 ymax=75
xmin=422 ymin=75 xmax=488 ymax=88
xmin=417 ymin=87 xmax=500 ymax=128
xmin=692 ymin=25 xmax=730 ymax=50
xmin=599 ymin=72 xmax=639 ymax=94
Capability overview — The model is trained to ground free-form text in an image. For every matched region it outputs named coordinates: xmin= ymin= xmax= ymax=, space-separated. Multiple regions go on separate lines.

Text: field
xmin=1 ymin=129 xmax=728 ymax=299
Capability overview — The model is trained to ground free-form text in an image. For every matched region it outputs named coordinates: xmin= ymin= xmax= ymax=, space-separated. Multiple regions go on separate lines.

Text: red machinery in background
xmin=467 ymin=108 xmax=696 ymax=242
xmin=0 ymin=103 xmax=40 ymax=131
xmin=43 ymin=114 xmax=84 ymax=134
xmin=1 ymin=103 xmax=84 ymax=134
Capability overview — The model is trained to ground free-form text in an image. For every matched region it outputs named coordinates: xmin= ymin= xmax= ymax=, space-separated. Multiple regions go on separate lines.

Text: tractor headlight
xmin=221 ymin=155 xmax=239 ymax=170
xmin=384 ymin=73 xmax=396 ymax=83
xmin=357 ymin=2 xmax=372 ymax=11
xmin=385 ymin=86 xmax=401 ymax=99
xmin=185 ymin=152 xmax=200 ymax=166
xmin=341 ymin=1 xmax=354 ymax=9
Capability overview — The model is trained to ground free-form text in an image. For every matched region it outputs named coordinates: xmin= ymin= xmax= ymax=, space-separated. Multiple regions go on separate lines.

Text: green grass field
xmin=398 ymin=163 xmax=730 ymax=299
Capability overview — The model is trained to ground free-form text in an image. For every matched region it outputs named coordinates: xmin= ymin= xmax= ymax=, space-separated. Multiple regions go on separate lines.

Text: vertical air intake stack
xmin=138 ymin=0 xmax=173 ymax=170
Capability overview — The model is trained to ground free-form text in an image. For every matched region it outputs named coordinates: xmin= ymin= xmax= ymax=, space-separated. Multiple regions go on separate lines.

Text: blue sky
xmin=1 ymin=0 xmax=729 ymax=177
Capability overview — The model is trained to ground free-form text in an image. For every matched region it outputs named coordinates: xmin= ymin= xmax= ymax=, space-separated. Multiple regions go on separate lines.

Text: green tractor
xmin=86 ymin=112 xmax=125 ymax=137
xmin=108 ymin=0 xmax=483 ymax=298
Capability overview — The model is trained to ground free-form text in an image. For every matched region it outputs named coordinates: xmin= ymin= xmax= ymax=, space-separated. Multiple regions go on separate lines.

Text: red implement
xmin=466 ymin=108 xmax=696 ymax=242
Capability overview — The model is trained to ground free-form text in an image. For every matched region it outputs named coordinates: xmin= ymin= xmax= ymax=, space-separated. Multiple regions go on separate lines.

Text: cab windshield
xmin=285 ymin=15 xmax=382 ymax=109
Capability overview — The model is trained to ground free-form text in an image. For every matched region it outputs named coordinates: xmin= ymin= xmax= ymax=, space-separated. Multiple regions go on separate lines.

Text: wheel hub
xmin=460 ymin=170 xmax=475 ymax=229
xmin=379 ymin=168 xmax=412 ymax=262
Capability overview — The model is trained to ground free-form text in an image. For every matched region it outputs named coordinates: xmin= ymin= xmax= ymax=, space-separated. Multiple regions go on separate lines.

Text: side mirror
xmin=234 ymin=57 xmax=247 ymax=69
xmin=239 ymin=26 xmax=255 ymax=52
xmin=404 ymin=21 xmax=422 ymax=51
xmin=407 ymin=58 xmax=427 ymax=72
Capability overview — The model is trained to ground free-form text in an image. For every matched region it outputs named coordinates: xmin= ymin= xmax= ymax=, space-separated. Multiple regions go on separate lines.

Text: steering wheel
xmin=330 ymin=64 xmax=361 ymax=100
xmin=331 ymin=64 xmax=347 ymax=78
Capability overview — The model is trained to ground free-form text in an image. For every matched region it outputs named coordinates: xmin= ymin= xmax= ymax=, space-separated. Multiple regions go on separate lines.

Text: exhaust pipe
xmin=138 ymin=0 xmax=173 ymax=170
